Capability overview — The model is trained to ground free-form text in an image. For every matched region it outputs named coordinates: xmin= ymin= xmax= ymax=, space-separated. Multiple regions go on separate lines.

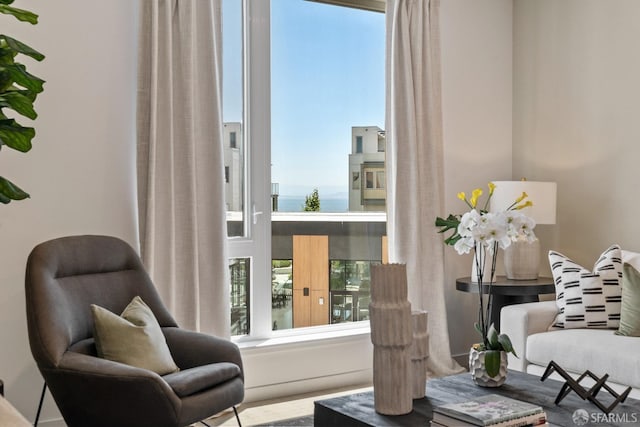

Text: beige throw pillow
xmin=91 ymin=296 xmax=179 ymax=375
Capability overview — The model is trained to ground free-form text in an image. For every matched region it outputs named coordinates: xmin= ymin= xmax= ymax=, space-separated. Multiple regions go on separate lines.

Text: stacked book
xmin=431 ymin=394 xmax=548 ymax=427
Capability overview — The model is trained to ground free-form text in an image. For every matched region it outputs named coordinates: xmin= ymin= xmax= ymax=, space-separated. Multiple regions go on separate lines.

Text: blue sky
xmin=223 ymin=0 xmax=385 ymax=198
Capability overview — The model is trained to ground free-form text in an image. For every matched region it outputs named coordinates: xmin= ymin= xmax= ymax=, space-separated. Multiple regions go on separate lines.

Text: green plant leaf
xmin=0 ymin=34 xmax=44 ymax=61
xmin=0 ymin=118 xmax=33 ymax=151
xmin=15 ymin=88 xmax=35 ymax=101
xmin=498 ymin=333 xmax=518 ymax=358
xmin=0 ymin=5 xmax=38 ymax=24
xmin=436 ymin=214 xmax=462 ymax=245
xmin=0 ymin=46 xmax=15 ymax=65
xmin=0 ymin=175 xmax=28 ymax=203
xmin=484 ymin=350 xmax=501 ymax=378
xmin=3 ymin=63 xmax=44 ymax=93
xmin=0 ymin=90 xmax=36 ymax=119
xmin=0 ymin=2 xmax=42 ymax=206
xmin=487 ymin=323 xmax=499 ymax=349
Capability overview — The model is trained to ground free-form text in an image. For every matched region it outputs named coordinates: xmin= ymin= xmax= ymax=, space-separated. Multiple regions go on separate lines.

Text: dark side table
xmin=456 ymin=276 xmax=555 ymax=331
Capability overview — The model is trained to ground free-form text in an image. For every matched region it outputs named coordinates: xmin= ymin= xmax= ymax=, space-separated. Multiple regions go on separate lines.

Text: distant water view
xmin=277 ymin=196 xmax=348 ymax=213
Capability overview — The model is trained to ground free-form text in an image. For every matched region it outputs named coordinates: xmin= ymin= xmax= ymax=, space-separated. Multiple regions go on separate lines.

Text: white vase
xmin=504 ymin=238 xmax=540 ymax=280
xmin=471 ymin=248 xmax=496 ymax=283
xmin=469 ymin=346 xmax=508 ymax=387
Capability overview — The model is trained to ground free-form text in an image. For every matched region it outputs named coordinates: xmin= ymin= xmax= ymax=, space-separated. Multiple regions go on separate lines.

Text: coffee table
xmin=314 ymin=370 xmax=640 ymax=426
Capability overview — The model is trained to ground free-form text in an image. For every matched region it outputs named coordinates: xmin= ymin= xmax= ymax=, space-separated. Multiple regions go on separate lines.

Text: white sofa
xmin=501 ymin=300 xmax=640 ymax=399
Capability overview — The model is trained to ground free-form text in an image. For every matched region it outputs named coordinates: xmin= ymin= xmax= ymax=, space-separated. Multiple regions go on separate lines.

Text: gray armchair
xmin=25 ymin=235 xmax=244 ymax=427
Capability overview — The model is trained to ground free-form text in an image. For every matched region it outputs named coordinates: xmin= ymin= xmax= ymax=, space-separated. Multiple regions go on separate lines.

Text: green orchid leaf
xmin=0 ymin=5 xmax=38 ymax=24
xmin=0 ymin=1 xmax=15 ymax=6
xmin=0 ymin=35 xmax=44 ymax=61
xmin=498 ymin=333 xmax=518 ymax=358
xmin=487 ymin=323 xmax=499 ymax=348
xmin=0 ymin=175 xmax=29 ymax=203
xmin=484 ymin=350 xmax=501 ymax=378
xmin=0 ymin=90 xmax=36 ymax=119
xmin=3 ymin=63 xmax=44 ymax=93
xmin=0 ymin=118 xmax=34 ymax=151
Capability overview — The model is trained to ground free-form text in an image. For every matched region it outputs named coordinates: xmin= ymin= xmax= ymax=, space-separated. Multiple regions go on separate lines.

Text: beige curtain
xmin=137 ymin=0 xmax=229 ymax=337
xmin=385 ymin=0 xmax=463 ymax=376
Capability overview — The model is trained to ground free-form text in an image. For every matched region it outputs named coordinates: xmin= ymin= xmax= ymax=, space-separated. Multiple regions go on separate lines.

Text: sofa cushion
xmin=616 ymin=263 xmax=640 ymax=336
xmin=548 ymin=245 xmax=622 ymax=329
xmin=91 ymin=296 xmax=179 ymax=375
xmin=163 ymin=362 xmax=241 ymax=397
xmin=527 ymin=329 xmax=640 ymax=389
xmin=622 ymin=250 xmax=640 ymax=271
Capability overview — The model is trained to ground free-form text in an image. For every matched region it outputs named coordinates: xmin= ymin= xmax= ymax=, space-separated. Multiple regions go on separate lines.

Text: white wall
xmin=513 ymin=0 xmax=640 ymax=265
xmin=440 ymin=0 xmax=514 ymax=357
xmin=0 ymin=0 xmax=138 ymax=424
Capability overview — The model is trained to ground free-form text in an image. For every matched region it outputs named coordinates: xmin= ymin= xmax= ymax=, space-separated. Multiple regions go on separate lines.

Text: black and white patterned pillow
xmin=549 ymin=245 xmax=622 ymax=329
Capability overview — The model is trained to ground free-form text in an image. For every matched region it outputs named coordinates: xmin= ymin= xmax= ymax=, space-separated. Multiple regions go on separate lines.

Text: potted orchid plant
xmin=436 ymin=182 xmax=536 ymax=384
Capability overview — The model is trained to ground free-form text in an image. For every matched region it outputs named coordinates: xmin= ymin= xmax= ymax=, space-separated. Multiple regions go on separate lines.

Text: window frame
xmin=227 ymin=0 xmax=385 ymax=344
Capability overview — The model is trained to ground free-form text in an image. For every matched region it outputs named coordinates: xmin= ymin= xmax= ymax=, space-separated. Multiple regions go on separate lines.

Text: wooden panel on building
xmin=382 ymin=235 xmax=388 ymax=264
xmin=293 ymin=235 xmax=329 ymax=328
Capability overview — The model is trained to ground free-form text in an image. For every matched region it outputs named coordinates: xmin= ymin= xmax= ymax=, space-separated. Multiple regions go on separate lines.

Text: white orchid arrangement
xmin=437 ymin=182 xmax=537 ymax=255
xmin=435 ymin=182 xmax=537 ymax=377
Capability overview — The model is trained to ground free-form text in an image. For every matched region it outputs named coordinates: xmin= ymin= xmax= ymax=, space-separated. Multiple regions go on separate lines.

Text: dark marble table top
xmin=314 ymin=370 xmax=640 ymax=426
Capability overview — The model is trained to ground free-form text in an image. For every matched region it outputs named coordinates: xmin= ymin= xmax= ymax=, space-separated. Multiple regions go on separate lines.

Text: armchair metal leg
xmin=233 ymin=406 xmax=242 ymax=427
xmin=200 ymin=407 xmax=240 ymax=427
xmin=34 ymin=382 xmax=47 ymax=426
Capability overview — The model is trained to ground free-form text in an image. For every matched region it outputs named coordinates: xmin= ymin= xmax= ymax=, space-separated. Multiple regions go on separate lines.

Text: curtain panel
xmin=137 ymin=0 xmax=230 ymax=337
xmin=385 ymin=0 xmax=463 ymax=376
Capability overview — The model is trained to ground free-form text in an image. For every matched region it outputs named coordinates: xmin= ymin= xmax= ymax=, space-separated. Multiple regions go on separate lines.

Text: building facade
xmin=348 ymin=126 xmax=386 ymax=211
xmin=223 ymin=122 xmax=243 ymax=212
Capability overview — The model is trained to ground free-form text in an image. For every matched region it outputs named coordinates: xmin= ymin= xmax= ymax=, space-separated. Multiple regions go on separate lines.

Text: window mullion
xmin=244 ymin=0 xmax=272 ymax=340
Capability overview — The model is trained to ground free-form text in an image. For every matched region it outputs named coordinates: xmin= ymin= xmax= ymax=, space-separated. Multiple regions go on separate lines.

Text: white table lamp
xmin=490 ymin=180 xmax=557 ymax=280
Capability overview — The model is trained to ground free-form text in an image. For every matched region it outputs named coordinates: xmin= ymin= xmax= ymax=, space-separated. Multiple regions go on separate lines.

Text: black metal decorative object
xmin=540 ymin=360 xmax=631 ymax=414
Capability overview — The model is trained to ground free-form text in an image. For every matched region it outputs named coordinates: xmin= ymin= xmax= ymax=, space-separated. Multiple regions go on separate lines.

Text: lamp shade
xmin=490 ymin=181 xmax=557 ymax=225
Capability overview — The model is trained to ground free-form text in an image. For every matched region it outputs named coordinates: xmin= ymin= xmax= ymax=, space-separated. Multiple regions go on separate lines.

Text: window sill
xmin=235 ymin=322 xmax=371 ymax=352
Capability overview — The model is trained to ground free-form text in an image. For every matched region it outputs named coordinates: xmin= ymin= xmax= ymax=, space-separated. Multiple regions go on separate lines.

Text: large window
xmin=224 ymin=0 xmax=385 ymax=339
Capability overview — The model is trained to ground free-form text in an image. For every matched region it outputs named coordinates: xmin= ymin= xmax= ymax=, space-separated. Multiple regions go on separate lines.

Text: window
xmin=352 ymin=172 xmax=360 ymax=190
xmin=222 ymin=1 xmax=245 ymax=239
xmin=377 ymin=131 xmax=385 ymax=152
xmin=224 ymin=0 xmax=385 ymax=339
xmin=229 ymin=258 xmax=250 ymax=335
xmin=376 ymin=171 xmax=384 ymax=189
xmin=329 ymin=260 xmax=375 ymax=323
xmin=365 ymin=171 xmax=374 ymax=189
